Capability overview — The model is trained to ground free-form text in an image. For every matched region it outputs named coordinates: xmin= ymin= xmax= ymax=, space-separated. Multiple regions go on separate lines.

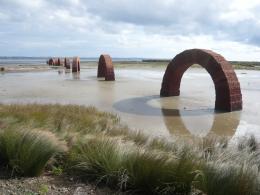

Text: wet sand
xmin=0 ymin=66 xmax=260 ymax=139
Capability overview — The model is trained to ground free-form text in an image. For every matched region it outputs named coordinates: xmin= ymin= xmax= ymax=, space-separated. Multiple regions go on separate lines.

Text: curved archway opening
xmin=180 ymin=64 xmax=215 ymax=109
xmin=160 ymin=49 xmax=242 ymax=112
xmin=97 ymin=54 xmax=115 ymax=81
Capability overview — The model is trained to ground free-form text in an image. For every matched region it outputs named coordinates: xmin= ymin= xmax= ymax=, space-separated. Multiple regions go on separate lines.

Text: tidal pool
xmin=0 ymin=67 xmax=260 ymax=139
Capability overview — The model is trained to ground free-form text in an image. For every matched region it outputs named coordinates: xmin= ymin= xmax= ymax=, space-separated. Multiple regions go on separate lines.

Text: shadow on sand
xmin=113 ymin=95 xmax=241 ymax=137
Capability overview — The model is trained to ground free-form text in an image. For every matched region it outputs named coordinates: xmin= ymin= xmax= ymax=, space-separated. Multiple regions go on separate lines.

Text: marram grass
xmin=1 ymin=104 xmax=260 ymax=194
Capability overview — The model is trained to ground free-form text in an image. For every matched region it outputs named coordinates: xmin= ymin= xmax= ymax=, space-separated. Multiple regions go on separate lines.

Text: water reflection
xmin=58 ymin=70 xmax=63 ymax=75
xmin=65 ymin=69 xmax=71 ymax=74
xmin=58 ymin=70 xmax=80 ymax=80
xmin=113 ymin=95 xmax=241 ymax=137
xmin=161 ymin=108 xmax=240 ymax=137
xmin=72 ymin=72 xmax=80 ymax=80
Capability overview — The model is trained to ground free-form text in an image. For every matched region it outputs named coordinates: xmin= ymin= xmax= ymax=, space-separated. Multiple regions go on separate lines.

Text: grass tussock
xmin=67 ymin=134 xmax=260 ymax=195
xmin=68 ymin=136 xmax=196 ymax=194
xmin=1 ymin=104 xmax=260 ymax=194
xmin=0 ymin=128 xmax=66 ymax=176
xmin=68 ymin=136 xmax=125 ymax=187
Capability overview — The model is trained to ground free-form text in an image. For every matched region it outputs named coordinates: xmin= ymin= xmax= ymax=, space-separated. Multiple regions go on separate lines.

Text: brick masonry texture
xmin=160 ymin=49 xmax=242 ymax=112
xmin=97 ymin=54 xmax=115 ymax=81
xmin=72 ymin=57 xmax=80 ymax=73
xmin=64 ymin=58 xmax=70 ymax=69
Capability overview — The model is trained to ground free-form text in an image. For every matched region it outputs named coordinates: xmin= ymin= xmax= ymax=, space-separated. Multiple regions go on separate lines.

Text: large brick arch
xmin=97 ymin=54 xmax=115 ymax=81
xmin=160 ymin=49 xmax=242 ymax=112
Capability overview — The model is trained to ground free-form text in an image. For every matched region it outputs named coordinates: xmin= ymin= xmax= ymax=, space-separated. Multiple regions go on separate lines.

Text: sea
xmin=0 ymin=57 xmax=143 ymax=65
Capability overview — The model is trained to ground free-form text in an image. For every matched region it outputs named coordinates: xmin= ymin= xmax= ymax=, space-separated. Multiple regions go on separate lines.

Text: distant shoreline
xmin=142 ymin=59 xmax=260 ymax=70
xmin=142 ymin=59 xmax=260 ymax=65
xmin=1 ymin=60 xmax=260 ymax=72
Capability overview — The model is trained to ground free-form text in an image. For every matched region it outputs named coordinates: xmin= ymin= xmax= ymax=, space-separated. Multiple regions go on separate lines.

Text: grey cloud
xmin=85 ymin=0 xmax=224 ymax=27
xmin=0 ymin=0 xmax=260 ymax=57
xmin=84 ymin=0 xmax=260 ymax=45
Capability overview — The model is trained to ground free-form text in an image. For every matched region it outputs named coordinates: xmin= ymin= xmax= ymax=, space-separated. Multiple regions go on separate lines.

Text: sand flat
xmin=1 ymin=67 xmax=260 ymax=139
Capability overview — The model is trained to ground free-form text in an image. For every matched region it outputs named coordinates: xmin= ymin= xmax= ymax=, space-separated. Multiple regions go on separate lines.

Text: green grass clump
xmin=193 ymin=137 xmax=260 ymax=195
xmin=68 ymin=135 xmax=199 ymax=194
xmin=0 ymin=128 xmax=65 ymax=176
xmin=195 ymin=161 xmax=260 ymax=195
xmin=67 ymin=133 xmax=260 ymax=194
xmin=68 ymin=136 xmax=126 ymax=189
xmin=123 ymin=150 xmax=196 ymax=194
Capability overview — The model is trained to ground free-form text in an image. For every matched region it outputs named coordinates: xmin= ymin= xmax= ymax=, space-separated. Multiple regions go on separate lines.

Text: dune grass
xmin=0 ymin=104 xmax=260 ymax=194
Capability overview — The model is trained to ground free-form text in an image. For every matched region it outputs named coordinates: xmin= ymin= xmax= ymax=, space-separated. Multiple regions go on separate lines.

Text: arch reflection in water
xmin=72 ymin=72 xmax=80 ymax=80
xmin=113 ymin=95 xmax=241 ymax=137
xmin=161 ymin=106 xmax=241 ymax=137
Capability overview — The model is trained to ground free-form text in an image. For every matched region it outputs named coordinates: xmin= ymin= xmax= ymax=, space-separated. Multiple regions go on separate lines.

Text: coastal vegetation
xmin=0 ymin=104 xmax=260 ymax=194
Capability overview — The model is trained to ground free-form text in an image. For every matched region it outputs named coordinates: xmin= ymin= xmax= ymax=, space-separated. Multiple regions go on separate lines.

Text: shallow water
xmin=0 ymin=67 xmax=260 ymax=139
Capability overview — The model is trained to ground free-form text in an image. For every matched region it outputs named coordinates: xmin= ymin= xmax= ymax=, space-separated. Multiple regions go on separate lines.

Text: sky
xmin=0 ymin=0 xmax=260 ymax=60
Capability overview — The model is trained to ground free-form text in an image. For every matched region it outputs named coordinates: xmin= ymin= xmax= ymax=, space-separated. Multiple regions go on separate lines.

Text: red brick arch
xmin=160 ymin=49 xmax=242 ymax=112
xmin=72 ymin=57 xmax=80 ymax=72
xmin=97 ymin=54 xmax=115 ymax=81
xmin=48 ymin=58 xmax=54 ymax=65
xmin=64 ymin=57 xmax=70 ymax=69
xmin=57 ymin=58 xmax=61 ymax=66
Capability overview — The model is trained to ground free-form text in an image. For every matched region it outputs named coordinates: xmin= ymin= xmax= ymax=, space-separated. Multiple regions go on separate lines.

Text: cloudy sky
xmin=0 ymin=0 xmax=260 ymax=60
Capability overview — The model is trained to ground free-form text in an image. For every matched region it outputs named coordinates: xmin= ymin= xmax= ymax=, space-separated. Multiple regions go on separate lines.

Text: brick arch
xmin=160 ymin=49 xmax=242 ymax=112
xmin=48 ymin=58 xmax=54 ymax=65
xmin=57 ymin=58 xmax=61 ymax=66
xmin=64 ymin=57 xmax=70 ymax=69
xmin=97 ymin=54 xmax=115 ymax=81
xmin=72 ymin=56 xmax=80 ymax=72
